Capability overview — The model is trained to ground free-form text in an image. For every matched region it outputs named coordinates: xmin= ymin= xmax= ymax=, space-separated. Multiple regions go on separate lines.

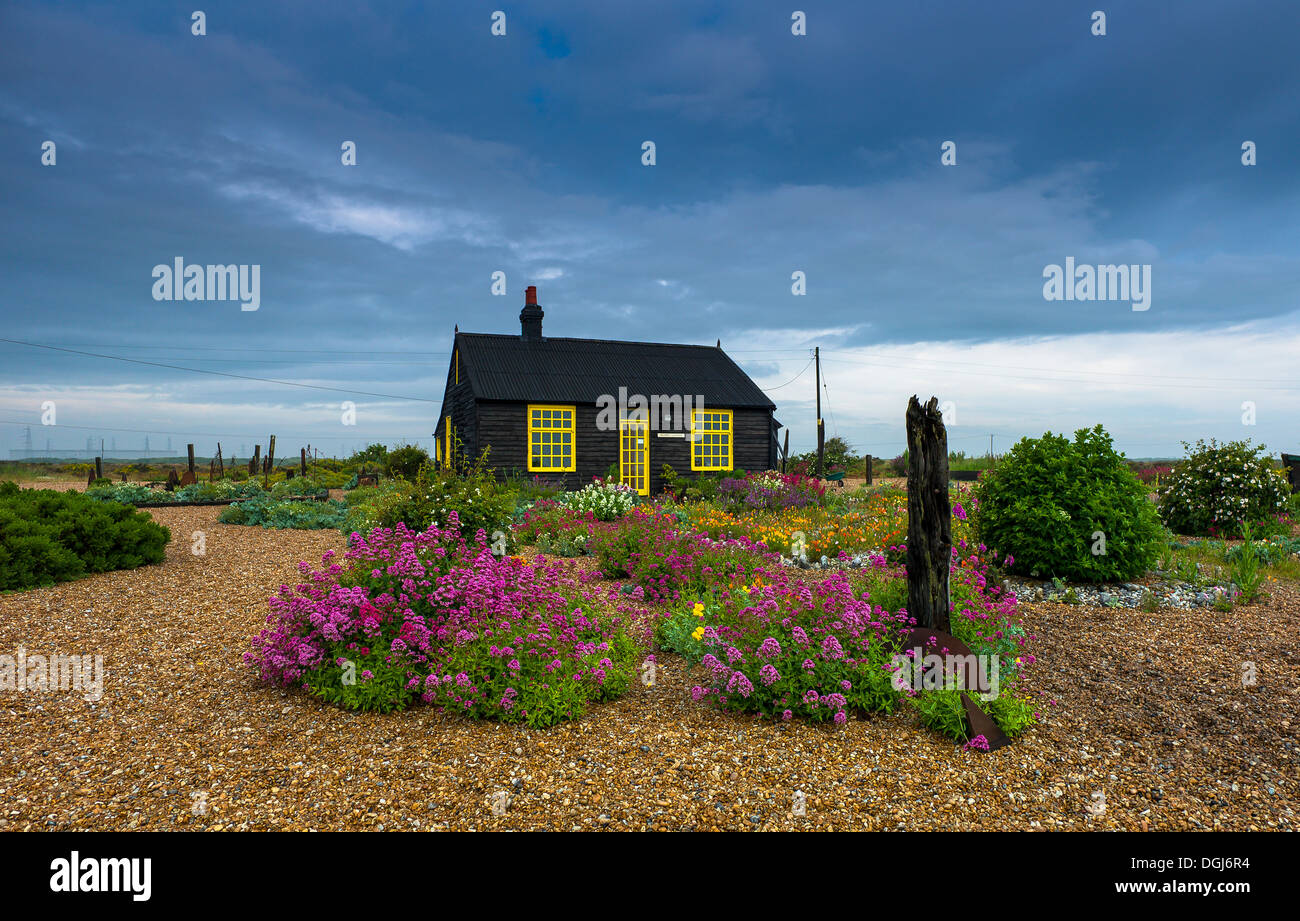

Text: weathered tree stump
xmin=165 ymin=469 xmax=180 ymax=492
xmin=906 ymin=396 xmax=952 ymax=632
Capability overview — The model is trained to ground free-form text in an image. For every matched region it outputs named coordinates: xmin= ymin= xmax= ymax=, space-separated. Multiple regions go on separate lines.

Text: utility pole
xmin=814 ymin=346 xmax=824 ymax=477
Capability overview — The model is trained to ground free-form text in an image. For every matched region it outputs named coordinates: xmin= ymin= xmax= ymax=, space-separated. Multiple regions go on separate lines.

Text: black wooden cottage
xmin=434 ymin=286 xmax=779 ymax=495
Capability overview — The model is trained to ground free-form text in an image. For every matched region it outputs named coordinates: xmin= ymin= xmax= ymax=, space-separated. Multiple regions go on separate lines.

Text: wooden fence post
xmin=265 ymin=435 xmax=276 ymax=486
xmin=187 ymin=444 xmax=195 ymax=475
xmin=300 ymin=448 xmax=307 ymax=477
xmin=865 ymin=454 xmax=873 ymax=486
xmin=906 ymin=396 xmax=951 ymax=633
xmin=250 ymin=445 xmax=260 ymax=475
xmin=216 ymin=443 xmax=224 ymax=478
xmin=94 ymin=456 xmax=103 ymax=480
xmin=781 ymin=430 xmax=789 ymax=474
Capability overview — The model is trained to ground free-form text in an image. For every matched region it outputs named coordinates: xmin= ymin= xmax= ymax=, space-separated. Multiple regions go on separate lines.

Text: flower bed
xmin=586 ymin=507 xmax=777 ymax=603
xmin=716 ymin=470 xmax=826 ymax=511
xmin=656 ymin=542 xmax=1037 ymax=742
xmin=245 ymin=513 xmax=641 ymax=726
xmin=513 ymin=501 xmax=597 ymax=556
xmin=684 ymin=491 xmax=907 ymax=559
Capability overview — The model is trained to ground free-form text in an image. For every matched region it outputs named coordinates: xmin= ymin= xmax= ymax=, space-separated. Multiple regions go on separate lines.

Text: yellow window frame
xmin=619 ymin=418 xmax=650 ymax=496
xmin=527 ymin=404 xmax=576 ymax=472
xmin=444 ymin=415 xmax=453 ymax=469
xmin=690 ymin=408 xmax=733 ymax=471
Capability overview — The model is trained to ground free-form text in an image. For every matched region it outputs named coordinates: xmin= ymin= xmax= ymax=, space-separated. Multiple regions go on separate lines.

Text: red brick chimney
xmin=520 ymin=286 xmax=543 ymax=340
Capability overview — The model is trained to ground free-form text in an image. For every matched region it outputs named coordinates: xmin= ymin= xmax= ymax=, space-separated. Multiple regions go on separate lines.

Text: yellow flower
xmin=693 ymin=602 xmax=705 ymax=617
xmin=691 ymin=627 xmax=705 ymax=640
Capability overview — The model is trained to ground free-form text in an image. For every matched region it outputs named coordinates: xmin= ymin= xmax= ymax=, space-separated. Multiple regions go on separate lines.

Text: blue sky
xmin=2 ymin=0 xmax=1298 ymax=460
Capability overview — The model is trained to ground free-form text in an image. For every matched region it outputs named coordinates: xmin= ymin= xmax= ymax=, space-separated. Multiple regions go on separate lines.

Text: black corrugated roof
xmin=454 ymin=332 xmax=775 ymax=409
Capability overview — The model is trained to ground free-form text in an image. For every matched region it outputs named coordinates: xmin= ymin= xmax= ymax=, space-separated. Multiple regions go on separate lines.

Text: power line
xmin=0 ymin=338 xmax=441 ymax=403
xmin=759 ymin=357 xmax=815 ymax=392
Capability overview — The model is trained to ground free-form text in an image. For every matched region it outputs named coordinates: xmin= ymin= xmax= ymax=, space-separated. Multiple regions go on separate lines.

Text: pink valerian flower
xmin=726 ymin=671 xmax=754 ymax=698
xmin=757 ymin=637 xmax=782 ymax=660
xmin=964 ymin=735 xmax=991 ymax=752
xmin=759 ymin=664 xmax=781 ymax=686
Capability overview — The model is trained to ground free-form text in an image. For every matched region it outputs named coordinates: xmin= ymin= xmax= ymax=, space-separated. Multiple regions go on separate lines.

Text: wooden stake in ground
xmin=865 ymin=454 xmax=873 ymax=486
xmin=187 ymin=444 xmax=195 ymax=475
xmin=265 ymin=435 xmax=276 ymax=486
xmin=906 ymin=396 xmax=952 ymax=632
xmin=250 ymin=445 xmax=260 ymax=476
xmin=300 ymin=448 xmax=307 ymax=477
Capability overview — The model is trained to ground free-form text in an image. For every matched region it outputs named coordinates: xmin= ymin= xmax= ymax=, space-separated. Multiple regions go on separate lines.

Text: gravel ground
xmin=1 ymin=504 xmax=1296 ymax=832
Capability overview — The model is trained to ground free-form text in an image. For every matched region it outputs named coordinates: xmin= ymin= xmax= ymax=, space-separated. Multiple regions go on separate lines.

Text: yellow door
xmin=619 ymin=419 xmax=649 ymax=495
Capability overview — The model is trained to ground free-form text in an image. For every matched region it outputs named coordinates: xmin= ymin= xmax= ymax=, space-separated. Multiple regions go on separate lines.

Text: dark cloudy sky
xmin=2 ymin=0 xmax=1298 ymax=460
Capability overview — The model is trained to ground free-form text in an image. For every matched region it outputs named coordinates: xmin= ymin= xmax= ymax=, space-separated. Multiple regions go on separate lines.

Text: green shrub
xmin=1157 ymin=439 xmax=1290 ymax=537
xmin=269 ymin=477 xmax=327 ymax=499
xmin=343 ymin=450 xmax=515 ymax=543
xmin=974 ymin=425 xmax=1162 ymax=582
xmin=0 ymin=482 xmax=171 ymax=590
xmin=384 ymin=444 xmax=430 ymax=480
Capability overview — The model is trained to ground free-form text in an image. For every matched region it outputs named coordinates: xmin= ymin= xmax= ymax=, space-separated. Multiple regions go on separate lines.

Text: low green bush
xmin=0 ymin=482 xmax=171 ymax=590
xmin=219 ymin=497 xmax=348 ymax=529
xmin=974 ymin=425 xmax=1163 ymax=582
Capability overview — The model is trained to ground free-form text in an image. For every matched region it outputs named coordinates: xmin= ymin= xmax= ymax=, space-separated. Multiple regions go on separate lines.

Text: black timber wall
xmin=436 ymin=349 xmax=478 ymax=463
xmin=474 ymin=400 xmax=774 ymax=494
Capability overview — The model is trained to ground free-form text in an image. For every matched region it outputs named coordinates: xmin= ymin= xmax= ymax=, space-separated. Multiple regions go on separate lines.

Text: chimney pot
xmin=520 ymin=286 xmax=544 ymax=340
